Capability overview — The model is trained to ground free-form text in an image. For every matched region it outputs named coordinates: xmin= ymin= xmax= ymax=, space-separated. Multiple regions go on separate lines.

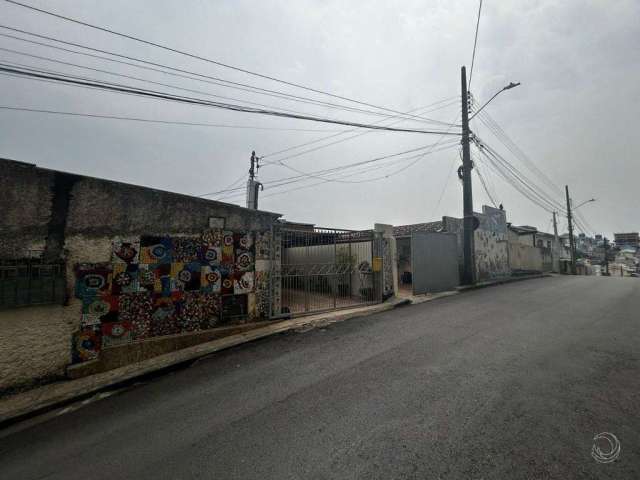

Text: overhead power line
xmin=273 ymin=138 xmax=460 ymax=184
xmin=0 ymin=64 xmax=462 ymax=135
xmin=262 ymin=98 xmax=459 ymax=167
xmin=2 ymin=0 xmax=457 ymax=126
xmin=0 ymin=46 xmax=414 ymax=120
xmin=268 ymin=110 xmax=461 ymax=198
xmin=219 ymin=141 xmax=460 ymax=202
xmin=468 ymin=0 xmax=483 ymax=89
xmin=0 ymin=52 xmax=388 ymax=122
xmin=200 ymin=139 xmax=460 ymax=198
xmin=470 ymin=98 xmax=563 ymax=198
xmin=474 ymin=162 xmax=498 ymax=208
xmin=0 ymin=28 xmax=456 ymax=126
xmin=475 ymin=139 xmax=566 ymax=214
xmin=0 ymin=29 xmax=453 ymax=125
xmin=0 ymin=105 xmax=348 ymax=132
xmin=261 ymin=97 xmax=459 ymax=162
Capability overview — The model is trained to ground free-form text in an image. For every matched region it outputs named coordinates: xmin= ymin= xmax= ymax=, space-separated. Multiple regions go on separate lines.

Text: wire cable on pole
xmin=468 ymin=0 xmax=483 ymax=90
xmin=0 ymin=64 xmax=462 ymax=135
xmin=1 ymin=1 xmax=459 ymax=126
xmin=218 ymin=142 xmax=460 ymax=202
xmin=200 ymin=139 xmax=460 ymax=198
xmin=0 ymin=105 xmax=349 ymax=131
xmin=0 ymin=28 xmax=457 ymax=126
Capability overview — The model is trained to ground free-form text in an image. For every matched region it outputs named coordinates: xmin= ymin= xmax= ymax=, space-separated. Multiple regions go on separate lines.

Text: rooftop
xmin=393 ymin=221 xmax=443 ymax=237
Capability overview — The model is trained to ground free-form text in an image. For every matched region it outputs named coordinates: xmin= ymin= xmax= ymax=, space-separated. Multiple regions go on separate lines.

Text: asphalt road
xmin=1 ymin=276 xmax=639 ymax=479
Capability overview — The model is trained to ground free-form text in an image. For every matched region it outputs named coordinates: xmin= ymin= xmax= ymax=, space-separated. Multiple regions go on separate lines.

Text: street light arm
xmin=573 ymin=198 xmax=596 ymax=210
xmin=468 ymin=82 xmax=521 ymax=120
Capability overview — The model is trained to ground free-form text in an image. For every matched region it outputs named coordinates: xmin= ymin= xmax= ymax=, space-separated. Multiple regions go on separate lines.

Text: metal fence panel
xmin=274 ymin=227 xmax=379 ymax=316
xmin=411 ymin=232 xmax=459 ymax=294
xmin=0 ymin=261 xmax=66 ymax=310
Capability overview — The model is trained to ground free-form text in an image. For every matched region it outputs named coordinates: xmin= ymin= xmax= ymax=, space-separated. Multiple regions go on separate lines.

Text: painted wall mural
xmin=72 ymin=229 xmax=271 ymax=363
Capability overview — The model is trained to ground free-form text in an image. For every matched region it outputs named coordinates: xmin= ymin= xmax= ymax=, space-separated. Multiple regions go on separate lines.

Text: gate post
xmin=374 ymin=224 xmax=397 ymax=300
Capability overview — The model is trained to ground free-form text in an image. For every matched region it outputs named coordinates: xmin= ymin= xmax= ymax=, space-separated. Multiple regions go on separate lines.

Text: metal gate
xmin=0 ymin=258 xmax=66 ymax=309
xmin=411 ymin=232 xmax=459 ymax=294
xmin=273 ymin=226 xmax=379 ymax=316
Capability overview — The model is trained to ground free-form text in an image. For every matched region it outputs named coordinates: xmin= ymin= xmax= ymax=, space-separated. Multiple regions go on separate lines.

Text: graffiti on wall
xmin=72 ymin=230 xmax=270 ymax=363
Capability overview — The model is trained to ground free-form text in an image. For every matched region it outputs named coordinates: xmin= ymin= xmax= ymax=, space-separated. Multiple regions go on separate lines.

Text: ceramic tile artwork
xmin=112 ymin=238 xmax=140 ymax=264
xmin=101 ymin=320 xmax=132 ymax=347
xmin=221 ymin=231 xmax=235 ymax=266
xmin=172 ymin=237 xmax=201 ymax=263
xmin=139 ymin=236 xmax=173 ymax=264
xmin=201 ymin=266 xmax=222 ymax=293
xmin=177 ymin=292 xmax=221 ymax=331
xmin=72 ymin=229 xmax=268 ymax=363
xmin=72 ymin=328 xmax=101 ymax=363
xmin=234 ymin=271 xmax=254 ymax=294
xmin=111 ymin=263 xmax=139 ymax=295
xmin=75 ymin=263 xmax=112 ymax=298
xmin=118 ymin=292 xmax=153 ymax=340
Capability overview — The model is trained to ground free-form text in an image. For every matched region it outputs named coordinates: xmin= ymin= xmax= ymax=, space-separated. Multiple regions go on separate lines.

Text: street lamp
xmin=469 ymin=82 xmax=521 ymax=120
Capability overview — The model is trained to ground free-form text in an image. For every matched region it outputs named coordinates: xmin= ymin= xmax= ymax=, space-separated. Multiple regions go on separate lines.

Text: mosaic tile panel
xmin=72 ymin=229 xmax=271 ymax=363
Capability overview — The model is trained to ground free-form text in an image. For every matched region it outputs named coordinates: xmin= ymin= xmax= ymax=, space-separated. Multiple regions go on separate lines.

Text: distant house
xmin=507 ymin=224 xmax=538 ymax=246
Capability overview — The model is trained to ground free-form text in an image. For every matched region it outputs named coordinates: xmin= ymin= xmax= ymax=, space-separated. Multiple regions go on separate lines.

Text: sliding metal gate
xmin=273 ymin=226 xmax=379 ymax=316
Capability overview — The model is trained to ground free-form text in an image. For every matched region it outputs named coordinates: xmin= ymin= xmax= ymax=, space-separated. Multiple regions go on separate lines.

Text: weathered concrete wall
xmin=443 ymin=205 xmax=509 ymax=281
xmin=474 ymin=229 xmax=510 ymax=281
xmin=0 ymin=160 xmax=52 ymax=258
xmin=509 ymin=243 xmax=544 ymax=272
xmin=0 ymin=305 xmax=74 ymax=395
xmin=0 ymin=158 xmax=281 ymax=391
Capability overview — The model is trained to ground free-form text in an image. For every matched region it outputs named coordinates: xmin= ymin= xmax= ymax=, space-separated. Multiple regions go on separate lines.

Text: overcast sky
xmin=1 ymin=0 xmax=638 ymax=236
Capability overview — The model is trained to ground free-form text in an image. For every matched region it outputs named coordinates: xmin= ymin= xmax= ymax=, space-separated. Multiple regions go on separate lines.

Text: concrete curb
xmin=401 ymin=290 xmax=461 ymax=305
xmin=0 ymin=297 xmax=410 ymax=427
xmin=456 ymin=273 xmax=551 ymax=292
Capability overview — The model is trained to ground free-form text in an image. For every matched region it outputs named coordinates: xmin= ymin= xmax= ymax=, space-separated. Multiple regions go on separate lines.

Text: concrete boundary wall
xmin=509 ymin=243 xmax=544 ymax=272
xmin=0 ymin=158 xmax=281 ymax=393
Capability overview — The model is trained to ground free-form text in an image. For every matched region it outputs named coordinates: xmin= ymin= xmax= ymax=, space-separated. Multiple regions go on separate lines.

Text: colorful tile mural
xmin=72 ymin=229 xmax=271 ymax=363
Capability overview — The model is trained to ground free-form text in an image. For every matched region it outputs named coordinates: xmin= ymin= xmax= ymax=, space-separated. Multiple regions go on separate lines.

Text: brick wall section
xmin=0 ymin=158 xmax=281 ymax=391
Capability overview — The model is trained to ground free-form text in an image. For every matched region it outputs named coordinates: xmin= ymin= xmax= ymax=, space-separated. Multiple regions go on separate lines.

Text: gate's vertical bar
xmin=304 ymin=229 xmax=310 ymax=313
xmin=333 ymin=231 xmax=337 ymax=309
xmin=348 ymin=233 xmax=352 ymax=303
xmin=268 ymin=222 xmax=274 ymax=319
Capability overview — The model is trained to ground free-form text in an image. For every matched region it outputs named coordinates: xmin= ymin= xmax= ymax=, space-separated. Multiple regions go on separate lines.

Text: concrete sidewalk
xmin=0 ymin=273 xmax=549 ymax=426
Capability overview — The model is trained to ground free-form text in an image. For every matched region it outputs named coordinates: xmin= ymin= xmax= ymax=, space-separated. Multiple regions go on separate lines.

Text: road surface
xmin=1 ymin=276 xmax=639 ymax=479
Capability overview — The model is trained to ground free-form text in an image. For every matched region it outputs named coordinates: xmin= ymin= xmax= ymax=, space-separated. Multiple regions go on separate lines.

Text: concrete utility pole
xmin=246 ymin=151 xmax=263 ymax=210
xmin=461 ymin=66 xmax=475 ymax=285
xmin=565 ymin=185 xmax=577 ymax=275
xmin=552 ymin=211 xmax=559 ymax=272
xmin=603 ymin=237 xmax=610 ymax=276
